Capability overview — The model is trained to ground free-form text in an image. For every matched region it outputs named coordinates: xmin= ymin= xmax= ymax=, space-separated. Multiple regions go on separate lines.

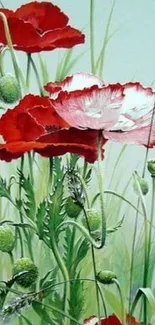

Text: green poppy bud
xmin=82 ymin=209 xmax=101 ymax=232
xmin=0 ymin=226 xmax=14 ymax=253
xmin=0 ymin=74 xmax=20 ymax=103
xmin=65 ymin=196 xmax=82 ymax=218
xmin=148 ymin=160 xmax=155 ymax=177
xmin=12 ymin=258 xmax=39 ymax=288
xmin=133 ymin=171 xmax=149 ymax=195
xmin=96 ymin=270 xmax=117 ymax=284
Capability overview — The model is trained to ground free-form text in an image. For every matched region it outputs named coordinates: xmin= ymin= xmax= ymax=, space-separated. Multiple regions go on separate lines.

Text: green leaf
xmin=131 ymin=287 xmax=155 ymax=315
xmin=20 ymin=314 xmax=34 ymax=325
xmin=69 ymin=274 xmax=85 ymax=325
xmin=33 ymin=301 xmax=56 ymax=325
xmin=38 ymin=54 xmax=50 ymax=85
xmin=107 ymin=216 xmax=125 ymax=234
xmin=0 ymin=176 xmax=12 ymax=201
xmin=45 ymin=179 xmax=65 ymax=235
xmin=73 ymin=238 xmax=89 ymax=272
xmin=36 ymin=200 xmax=46 ymax=239
xmin=18 ymin=170 xmax=36 ymax=220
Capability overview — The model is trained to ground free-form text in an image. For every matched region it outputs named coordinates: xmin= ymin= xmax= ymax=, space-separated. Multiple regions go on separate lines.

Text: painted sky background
xmin=1 ymin=0 xmax=155 ymax=195
xmin=2 ymin=0 xmax=155 ymax=86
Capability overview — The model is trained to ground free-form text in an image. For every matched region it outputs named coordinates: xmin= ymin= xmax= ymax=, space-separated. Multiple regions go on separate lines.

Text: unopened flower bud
xmin=82 ymin=209 xmax=101 ymax=232
xmin=0 ymin=74 xmax=20 ymax=103
xmin=12 ymin=258 xmax=39 ymax=288
xmin=133 ymin=172 xmax=149 ymax=195
xmin=0 ymin=226 xmax=14 ymax=253
xmin=148 ymin=160 xmax=155 ymax=177
xmin=65 ymin=196 xmax=82 ymax=218
xmin=96 ymin=270 xmax=117 ymax=284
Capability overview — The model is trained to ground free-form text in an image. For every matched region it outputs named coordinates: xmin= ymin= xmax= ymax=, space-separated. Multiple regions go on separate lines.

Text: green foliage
xmin=0 ymin=176 xmax=12 ymax=201
xmin=33 ymin=300 xmax=57 ymax=325
xmin=18 ymin=170 xmax=36 ymax=220
xmin=36 ymin=200 xmax=46 ymax=239
xmin=45 ymin=179 xmax=65 ymax=235
xmin=70 ymin=275 xmax=85 ymax=325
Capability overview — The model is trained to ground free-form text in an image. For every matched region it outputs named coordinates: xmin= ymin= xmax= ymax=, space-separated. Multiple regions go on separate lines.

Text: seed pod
xmin=148 ymin=160 xmax=155 ymax=177
xmin=82 ymin=209 xmax=101 ymax=232
xmin=0 ymin=226 xmax=14 ymax=253
xmin=0 ymin=74 xmax=20 ymax=103
xmin=12 ymin=258 xmax=39 ymax=288
xmin=133 ymin=172 xmax=149 ymax=195
xmin=96 ymin=270 xmax=117 ymax=284
xmin=65 ymin=196 xmax=82 ymax=218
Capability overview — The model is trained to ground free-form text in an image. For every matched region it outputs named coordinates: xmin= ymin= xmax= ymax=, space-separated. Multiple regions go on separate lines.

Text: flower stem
xmin=132 ymin=172 xmax=148 ymax=325
xmin=29 ymin=55 xmax=45 ymax=96
xmin=26 ymin=53 xmax=31 ymax=89
xmin=50 ymin=233 xmax=70 ymax=325
xmin=90 ymin=0 xmax=95 ymax=73
xmin=28 ymin=152 xmax=34 ymax=186
xmin=113 ymin=279 xmax=126 ymax=325
xmin=83 ymin=208 xmax=101 ymax=324
xmin=0 ymin=12 xmax=26 ymax=93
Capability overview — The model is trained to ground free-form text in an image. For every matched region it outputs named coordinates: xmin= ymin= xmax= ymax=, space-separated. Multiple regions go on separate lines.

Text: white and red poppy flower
xmin=45 ymin=73 xmax=125 ymax=130
xmin=45 ymin=74 xmax=155 ymax=147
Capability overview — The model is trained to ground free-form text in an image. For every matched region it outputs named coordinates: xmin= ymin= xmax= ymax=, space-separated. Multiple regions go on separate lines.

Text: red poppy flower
xmin=84 ymin=314 xmax=144 ymax=325
xmin=0 ymin=2 xmax=85 ymax=53
xmin=0 ymin=94 xmax=106 ymax=162
xmin=45 ymin=73 xmax=155 ymax=147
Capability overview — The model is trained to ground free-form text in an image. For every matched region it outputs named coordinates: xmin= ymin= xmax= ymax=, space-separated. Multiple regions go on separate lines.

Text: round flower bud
xmin=82 ymin=209 xmax=101 ymax=232
xmin=65 ymin=196 xmax=82 ymax=219
xmin=148 ymin=160 xmax=155 ymax=177
xmin=0 ymin=226 xmax=14 ymax=253
xmin=12 ymin=258 xmax=39 ymax=288
xmin=133 ymin=172 xmax=149 ymax=196
xmin=96 ymin=270 xmax=117 ymax=284
xmin=0 ymin=73 xmax=20 ymax=103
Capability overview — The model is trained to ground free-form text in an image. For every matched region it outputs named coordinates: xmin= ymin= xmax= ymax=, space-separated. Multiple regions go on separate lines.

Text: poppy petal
xmin=45 ymin=73 xmax=104 ymax=95
xmin=0 ymin=129 xmax=107 ymax=163
xmin=52 ymin=84 xmax=125 ymax=129
xmin=15 ymin=1 xmax=68 ymax=32
xmin=0 ymin=94 xmax=65 ymax=142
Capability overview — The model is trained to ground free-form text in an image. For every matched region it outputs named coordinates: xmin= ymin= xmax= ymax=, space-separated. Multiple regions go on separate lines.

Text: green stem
xmin=83 ymin=208 xmax=101 ymax=324
xmin=147 ymin=176 xmax=155 ymax=280
xmin=48 ymin=157 xmax=53 ymax=192
xmin=18 ymin=156 xmax=35 ymax=262
xmin=38 ymin=277 xmax=107 ymax=317
xmin=0 ymin=1 xmax=4 ymax=7
xmin=17 ymin=227 xmax=24 ymax=257
xmin=133 ymin=172 xmax=148 ymax=325
xmin=29 ymin=56 xmax=45 ymax=96
xmin=90 ymin=0 xmax=95 ymax=73
xmin=26 ymin=53 xmax=31 ymax=89
xmin=8 ymin=251 xmax=14 ymax=265
xmin=68 ymin=226 xmax=76 ymax=276
xmin=97 ymin=0 xmax=116 ymax=77
xmin=36 ymin=301 xmax=82 ymax=325
xmin=28 ymin=152 xmax=34 ymax=185
xmin=129 ymin=107 xmax=155 ymax=316
xmin=57 ymin=219 xmax=104 ymax=248
xmin=50 ymin=233 xmax=70 ymax=325
xmin=113 ymin=279 xmax=126 ymax=325
xmin=0 ymin=12 xmax=26 ymax=93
